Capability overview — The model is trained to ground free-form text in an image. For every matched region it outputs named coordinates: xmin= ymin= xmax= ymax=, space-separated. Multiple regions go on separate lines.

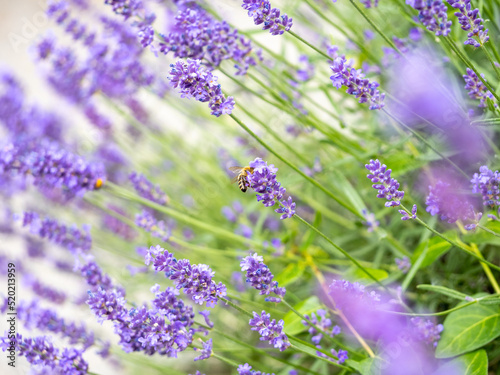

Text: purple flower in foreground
xmin=411 ymin=317 xmax=444 ymax=347
xmin=407 ymin=0 xmax=452 ymax=36
xmin=240 ymin=253 xmax=286 ymax=302
xmin=249 ymin=310 xmax=290 ymax=351
xmin=145 ymin=245 xmax=227 ymax=307
xmin=463 ymin=69 xmax=495 ymax=108
xmin=245 ymin=158 xmax=296 ymax=220
xmin=129 ymin=172 xmax=168 ymax=205
xmin=426 ymin=180 xmax=476 ymax=223
xmin=193 ymin=338 xmax=212 ymax=361
xmin=447 ymin=0 xmax=489 ymax=47
xmin=471 ymin=166 xmax=500 ymax=207
xmin=365 ymin=159 xmax=405 ymax=207
xmin=169 ymin=59 xmax=235 ymax=117
xmin=242 ymin=0 xmax=293 ymax=35
xmin=330 ymin=56 xmax=385 ymax=110
xmin=395 ymin=256 xmax=411 ymax=273
xmin=399 ymin=204 xmax=417 ymax=220
xmin=0 ymin=334 xmax=88 ymax=374
xmin=21 ymin=212 xmax=91 ymax=254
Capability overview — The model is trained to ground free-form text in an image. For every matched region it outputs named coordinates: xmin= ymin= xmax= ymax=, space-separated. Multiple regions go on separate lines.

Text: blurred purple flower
xmin=426 ymin=180 xmax=476 ymax=223
xmin=129 ymin=172 xmax=168 ymax=205
xmin=395 ymin=256 xmax=411 ymax=273
xmin=135 ymin=210 xmax=172 ymax=242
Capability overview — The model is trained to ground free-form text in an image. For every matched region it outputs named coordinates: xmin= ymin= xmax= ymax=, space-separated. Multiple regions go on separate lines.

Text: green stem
xmin=482 ymin=44 xmax=500 ymax=81
xmin=229 ymin=113 xmax=363 ymax=218
xmin=443 ymin=36 xmax=500 ymax=103
xmin=382 ymin=108 xmax=470 ymax=179
xmin=383 ymin=300 xmax=478 ymax=317
xmin=478 ymin=224 xmax=500 ymax=238
xmin=399 ymin=204 xmax=500 ymax=272
xmin=286 ymin=30 xmax=331 ymax=60
xmin=347 ymin=0 xmax=402 ymax=55
xmin=212 ymin=353 xmax=240 ymax=367
xmin=294 ymin=214 xmax=387 ymax=288
xmin=103 ymin=182 xmax=263 ymax=248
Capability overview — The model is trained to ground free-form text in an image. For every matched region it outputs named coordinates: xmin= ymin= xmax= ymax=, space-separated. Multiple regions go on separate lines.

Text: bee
xmin=229 ymin=166 xmax=254 ymax=193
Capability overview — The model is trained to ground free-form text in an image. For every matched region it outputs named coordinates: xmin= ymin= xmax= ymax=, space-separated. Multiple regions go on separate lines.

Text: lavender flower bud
xmin=238 ymin=363 xmax=274 ymax=375
xmin=193 ymin=338 xmax=212 ymax=361
xmin=240 ymin=253 xmax=286 ymax=302
xmin=399 ymin=204 xmax=417 ymax=220
xmin=330 ymin=57 xmax=385 ymax=110
xmin=407 ymin=0 xmax=452 ymax=36
xmin=365 ymin=159 xmax=405 ymax=207
xmin=129 ymin=172 xmax=168 ymax=205
xmin=145 ymin=245 xmax=227 ymax=307
xmin=169 ymin=59 xmax=235 ymax=117
xmin=242 ymin=0 xmax=293 ymax=35
xmin=249 ymin=310 xmax=290 ymax=351
xmin=463 ymin=68 xmax=495 ymax=108
xmin=447 ymin=0 xmax=489 ymax=47
xmin=471 ymin=166 xmax=500 ymax=207
xmin=395 ymin=256 xmax=411 ymax=273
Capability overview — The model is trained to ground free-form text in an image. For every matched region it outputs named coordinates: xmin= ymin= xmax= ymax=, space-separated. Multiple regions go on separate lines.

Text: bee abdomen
xmin=238 ymin=175 xmax=248 ymax=193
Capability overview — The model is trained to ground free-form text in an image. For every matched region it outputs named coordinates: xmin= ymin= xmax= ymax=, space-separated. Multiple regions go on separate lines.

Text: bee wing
xmin=230 ymin=175 xmax=239 ymax=184
xmin=229 ymin=166 xmax=244 ymax=173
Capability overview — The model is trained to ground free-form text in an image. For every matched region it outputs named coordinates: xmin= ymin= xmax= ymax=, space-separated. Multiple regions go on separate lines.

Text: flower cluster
xmin=169 ymin=59 xmax=235 ymax=117
xmin=410 ymin=317 xmax=444 ymax=347
xmin=302 ymin=310 xmax=341 ymax=345
xmin=104 ymin=0 xmax=143 ymax=20
xmin=240 ymin=253 xmax=286 ymax=302
xmin=471 ymin=166 xmax=500 ymax=207
xmin=425 ymin=180 xmax=477 ymax=225
xmin=395 ymin=256 xmax=411 ymax=273
xmin=407 ymin=0 xmax=452 ymax=36
xmin=237 ymin=363 xmax=274 ymax=375
xmin=0 ymin=141 xmax=105 ymax=197
xmin=193 ymin=338 xmax=213 ymax=361
xmin=463 ymin=68 xmax=495 ymax=108
xmin=21 ymin=212 xmax=92 ymax=254
xmin=330 ymin=57 xmax=385 ymax=110
xmin=136 ymin=210 xmax=172 ymax=242
xmin=241 ymin=0 xmax=293 ymax=36
xmin=145 ymin=245 xmax=227 ymax=307
xmin=103 ymin=205 xmax=137 ymax=241
xmin=24 ymin=278 xmax=67 ymax=304
xmin=87 ymin=284 xmax=197 ymax=356
xmin=249 ymin=310 xmax=290 ymax=351
xmin=360 ymin=0 xmax=379 ymax=8
xmin=361 ymin=210 xmax=380 ymax=232
xmin=160 ymin=3 xmax=261 ymax=75
xmin=0 ymin=334 xmax=88 ymax=375
xmin=245 ymin=158 xmax=296 ymax=219
xmin=447 ymin=0 xmax=489 ymax=47
xmin=399 ymin=204 xmax=417 ymax=220
xmin=365 ymin=159 xmax=405 ymax=207
xmin=129 ymin=172 xmax=169 ymax=205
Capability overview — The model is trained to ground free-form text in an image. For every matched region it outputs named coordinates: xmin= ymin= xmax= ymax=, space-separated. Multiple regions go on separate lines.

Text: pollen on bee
xmin=94 ymin=178 xmax=103 ymax=189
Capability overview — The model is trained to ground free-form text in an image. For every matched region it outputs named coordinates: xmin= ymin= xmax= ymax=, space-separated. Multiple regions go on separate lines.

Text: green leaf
xmin=329 ymin=170 xmax=366 ymax=213
xmin=346 ymin=266 xmax=388 ymax=285
xmin=478 ymin=294 xmax=500 ymax=305
xmin=436 ymin=303 xmax=500 ymax=358
xmin=283 ymin=296 xmax=320 ymax=335
xmin=412 ymin=237 xmax=451 ymax=268
xmin=347 ymin=358 xmax=381 ymax=375
xmin=463 ymin=221 xmax=500 ymax=245
xmin=274 ymin=262 xmax=306 ymax=287
xmin=417 ymin=284 xmax=468 ymax=301
xmin=434 ymin=350 xmax=487 ymax=375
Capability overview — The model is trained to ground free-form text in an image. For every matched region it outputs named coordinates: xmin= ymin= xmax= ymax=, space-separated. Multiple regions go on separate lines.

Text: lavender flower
xmin=329 ymin=279 xmax=381 ymax=311
xmin=245 ymin=158 xmax=296 ymax=220
xmin=399 ymin=204 xmax=417 ymax=220
xmin=0 ymin=141 xmax=105 ymax=197
xmin=365 ymin=159 xmax=405 ymax=207
xmin=302 ymin=309 xmax=340 ymax=345
xmin=330 ymin=57 xmax=385 ymax=110
xmin=361 ymin=209 xmax=380 ymax=231
xmin=160 ymin=4 xmax=261 ymax=75
xmin=238 ymin=363 xmax=274 ymax=375
xmin=193 ymin=338 xmax=212 ymax=361
xmin=87 ymin=284 xmax=197 ymax=356
xmin=471 ymin=166 xmax=500 ymax=207
xmin=0 ymin=334 xmax=88 ymax=374
xmin=199 ymin=310 xmax=214 ymax=329
xmin=410 ymin=317 xmax=444 ymax=347
xmin=169 ymin=59 xmax=235 ymax=117
xmin=104 ymin=0 xmax=143 ymax=20
xmin=242 ymin=0 xmax=293 ymax=35
xmin=463 ymin=69 xmax=496 ymax=108
xmin=360 ymin=0 xmax=379 ymax=8
xmin=447 ymin=0 xmax=489 ymax=47
xmin=145 ymin=245 xmax=227 ymax=307
xmin=25 ymin=278 xmax=67 ymax=304
xmin=129 ymin=172 xmax=168 ymax=205
xmin=240 ymin=253 xmax=286 ymax=302
xmin=426 ymin=180 xmax=476 ymax=223
xmin=136 ymin=210 xmax=173 ymax=242
xmin=249 ymin=310 xmax=290 ymax=351
xmin=21 ymin=212 xmax=92 ymax=254
xmin=407 ymin=0 xmax=452 ymax=36
xmin=103 ymin=205 xmax=137 ymax=241
xmin=395 ymin=256 xmax=411 ymax=273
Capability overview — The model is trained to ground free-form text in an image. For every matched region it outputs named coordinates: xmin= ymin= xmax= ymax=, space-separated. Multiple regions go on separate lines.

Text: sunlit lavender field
xmin=1 ymin=0 xmax=500 ymax=374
